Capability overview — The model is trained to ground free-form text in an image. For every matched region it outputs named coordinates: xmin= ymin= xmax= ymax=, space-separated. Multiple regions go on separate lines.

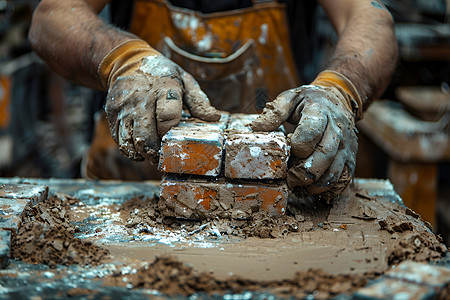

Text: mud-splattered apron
xmin=130 ymin=0 xmax=299 ymax=113
xmin=85 ymin=0 xmax=300 ymax=179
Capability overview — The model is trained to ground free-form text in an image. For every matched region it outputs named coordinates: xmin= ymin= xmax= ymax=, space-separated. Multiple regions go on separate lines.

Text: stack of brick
xmin=158 ymin=113 xmax=290 ymax=219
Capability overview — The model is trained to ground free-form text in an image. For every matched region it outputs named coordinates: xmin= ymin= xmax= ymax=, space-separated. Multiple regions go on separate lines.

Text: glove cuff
xmin=97 ymin=39 xmax=161 ymax=90
xmin=311 ymin=70 xmax=363 ymax=120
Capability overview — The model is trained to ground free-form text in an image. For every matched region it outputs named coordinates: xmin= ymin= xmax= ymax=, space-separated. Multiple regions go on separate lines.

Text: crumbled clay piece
xmin=12 ymin=195 xmax=110 ymax=268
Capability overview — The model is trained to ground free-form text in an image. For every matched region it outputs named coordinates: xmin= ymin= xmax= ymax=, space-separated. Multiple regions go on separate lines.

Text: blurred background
xmin=0 ymin=0 xmax=448 ymax=242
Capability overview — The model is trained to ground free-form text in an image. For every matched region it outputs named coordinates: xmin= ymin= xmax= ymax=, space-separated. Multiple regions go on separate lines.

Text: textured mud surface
xmin=2 ymin=178 xmax=448 ymax=298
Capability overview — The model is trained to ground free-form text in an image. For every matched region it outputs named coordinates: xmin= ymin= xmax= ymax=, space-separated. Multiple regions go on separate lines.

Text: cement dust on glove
xmin=98 ymin=39 xmax=221 ymax=163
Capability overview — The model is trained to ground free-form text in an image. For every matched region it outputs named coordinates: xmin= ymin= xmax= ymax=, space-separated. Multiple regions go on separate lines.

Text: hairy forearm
xmin=29 ymin=0 xmax=136 ymax=90
xmin=321 ymin=0 xmax=398 ymax=109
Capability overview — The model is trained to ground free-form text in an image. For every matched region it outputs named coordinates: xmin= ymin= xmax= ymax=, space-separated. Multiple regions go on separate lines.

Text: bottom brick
xmin=159 ymin=177 xmax=287 ymax=219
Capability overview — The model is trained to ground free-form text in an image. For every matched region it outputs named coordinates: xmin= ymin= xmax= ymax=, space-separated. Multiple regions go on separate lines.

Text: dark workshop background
xmin=0 ymin=0 xmax=448 ymax=243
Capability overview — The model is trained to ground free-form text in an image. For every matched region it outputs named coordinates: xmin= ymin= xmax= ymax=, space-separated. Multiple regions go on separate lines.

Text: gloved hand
xmin=98 ymin=39 xmax=221 ymax=163
xmin=251 ymin=70 xmax=363 ymax=200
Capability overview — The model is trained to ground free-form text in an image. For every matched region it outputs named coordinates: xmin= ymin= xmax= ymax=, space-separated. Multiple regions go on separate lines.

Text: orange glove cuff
xmin=311 ymin=70 xmax=363 ymax=120
xmin=97 ymin=39 xmax=161 ymax=89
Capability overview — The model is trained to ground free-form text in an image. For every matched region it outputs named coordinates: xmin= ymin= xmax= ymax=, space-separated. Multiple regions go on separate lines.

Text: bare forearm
xmin=320 ymin=0 xmax=398 ymax=109
xmin=29 ymin=0 xmax=136 ymax=90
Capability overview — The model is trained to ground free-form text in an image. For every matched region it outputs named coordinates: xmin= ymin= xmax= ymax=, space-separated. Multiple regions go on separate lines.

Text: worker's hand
xmin=251 ymin=71 xmax=363 ymax=200
xmin=98 ymin=39 xmax=221 ymax=163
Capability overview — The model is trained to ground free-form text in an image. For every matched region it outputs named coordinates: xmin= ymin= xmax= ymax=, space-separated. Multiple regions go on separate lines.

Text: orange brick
xmin=159 ymin=176 xmax=287 ymax=219
xmin=158 ymin=115 xmax=229 ymax=176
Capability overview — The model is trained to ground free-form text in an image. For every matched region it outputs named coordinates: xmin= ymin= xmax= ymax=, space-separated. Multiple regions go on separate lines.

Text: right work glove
xmin=251 ymin=70 xmax=363 ymax=200
xmin=98 ymin=39 xmax=221 ymax=163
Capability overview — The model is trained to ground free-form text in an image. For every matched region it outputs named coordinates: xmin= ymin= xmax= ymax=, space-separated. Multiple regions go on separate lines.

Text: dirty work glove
xmin=251 ymin=70 xmax=363 ymax=200
xmin=98 ymin=39 xmax=221 ymax=163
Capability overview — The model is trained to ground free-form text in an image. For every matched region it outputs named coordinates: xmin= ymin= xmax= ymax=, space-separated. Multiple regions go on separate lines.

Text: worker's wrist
xmin=97 ymin=39 xmax=161 ymax=89
xmin=311 ymin=70 xmax=363 ymax=120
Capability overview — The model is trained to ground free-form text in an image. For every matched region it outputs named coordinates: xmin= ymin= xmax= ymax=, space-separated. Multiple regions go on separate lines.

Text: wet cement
xmin=1 ymin=178 xmax=448 ymax=298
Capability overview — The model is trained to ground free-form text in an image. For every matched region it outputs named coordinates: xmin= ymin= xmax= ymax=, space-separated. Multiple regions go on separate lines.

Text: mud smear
xmin=11 ymin=194 xmax=110 ymax=268
xmin=102 ymin=255 xmax=376 ymax=298
xmin=111 ymin=180 xmax=446 ymax=280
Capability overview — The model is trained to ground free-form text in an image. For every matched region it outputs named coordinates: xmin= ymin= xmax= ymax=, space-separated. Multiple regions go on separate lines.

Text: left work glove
xmin=98 ymin=39 xmax=221 ymax=163
xmin=251 ymin=70 xmax=363 ymax=200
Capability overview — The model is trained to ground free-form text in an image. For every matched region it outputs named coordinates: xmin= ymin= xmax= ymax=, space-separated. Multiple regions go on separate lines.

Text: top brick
xmin=158 ymin=113 xmax=229 ymax=176
xmin=225 ymin=131 xmax=289 ymax=179
xmin=225 ymin=114 xmax=289 ymax=180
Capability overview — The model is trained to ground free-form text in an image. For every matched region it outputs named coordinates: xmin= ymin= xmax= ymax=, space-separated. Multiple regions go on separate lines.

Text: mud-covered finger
xmin=133 ymin=119 xmax=160 ymax=163
xmin=290 ymin=102 xmax=328 ymax=158
xmin=287 ymin=161 xmax=315 ymax=190
xmin=250 ymin=89 xmax=301 ymax=132
xmin=105 ymin=82 xmax=124 ymax=144
xmin=156 ymin=80 xmax=183 ymax=136
xmin=287 ymin=123 xmax=341 ymax=188
xmin=301 ymin=122 xmax=342 ymax=179
xmin=118 ymin=117 xmax=142 ymax=161
xmin=133 ymin=99 xmax=160 ymax=164
xmin=305 ymin=149 xmax=346 ymax=195
xmin=182 ymin=72 xmax=221 ymax=122
xmin=348 ymin=127 xmax=359 ymax=158
xmin=305 ymin=137 xmax=357 ymax=196
xmin=320 ymin=165 xmax=353 ymax=201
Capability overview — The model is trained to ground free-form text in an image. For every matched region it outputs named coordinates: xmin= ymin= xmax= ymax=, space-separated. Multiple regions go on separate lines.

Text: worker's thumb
xmin=250 ymin=89 xmax=301 ymax=132
xmin=182 ymin=72 xmax=221 ymax=122
xmin=156 ymin=80 xmax=184 ymax=137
